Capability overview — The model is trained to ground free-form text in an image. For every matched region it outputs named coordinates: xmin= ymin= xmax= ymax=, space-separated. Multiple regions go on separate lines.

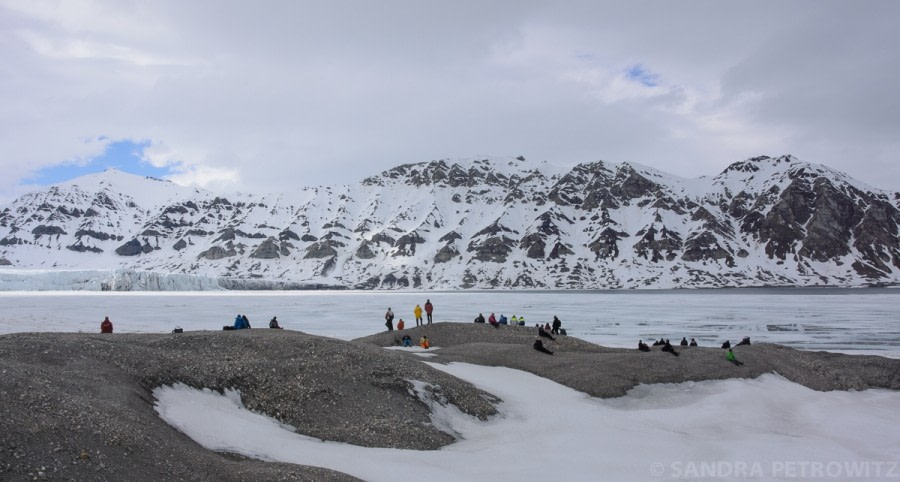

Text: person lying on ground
xmin=533 ymin=338 xmax=554 ymax=355
xmin=661 ymin=340 xmax=680 ymax=357
xmin=727 ymin=348 xmax=744 ymax=366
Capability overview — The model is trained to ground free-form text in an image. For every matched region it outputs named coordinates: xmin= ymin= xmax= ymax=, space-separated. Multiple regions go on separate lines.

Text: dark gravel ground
xmin=0 ymin=329 xmax=497 ymax=481
xmin=355 ymin=322 xmax=900 ymax=397
xmin=2 ymin=322 xmax=898 ymax=481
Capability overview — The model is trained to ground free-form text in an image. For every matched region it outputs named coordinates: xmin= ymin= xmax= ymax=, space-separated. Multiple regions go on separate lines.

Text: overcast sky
xmin=1 ymin=0 xmax=899 ymax=202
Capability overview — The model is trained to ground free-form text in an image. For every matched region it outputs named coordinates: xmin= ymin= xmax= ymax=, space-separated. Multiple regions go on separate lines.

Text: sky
xmin=1 ymin=0 xmax=899 ymax=203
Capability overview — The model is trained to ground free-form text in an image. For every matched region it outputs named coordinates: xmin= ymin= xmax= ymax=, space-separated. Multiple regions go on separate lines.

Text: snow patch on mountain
xmin=1 ymin=156 xmax=898 ymax=290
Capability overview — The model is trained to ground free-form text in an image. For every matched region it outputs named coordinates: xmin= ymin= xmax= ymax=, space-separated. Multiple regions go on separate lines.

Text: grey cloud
xmin=0 ymin=0 xmax=898 ymax=201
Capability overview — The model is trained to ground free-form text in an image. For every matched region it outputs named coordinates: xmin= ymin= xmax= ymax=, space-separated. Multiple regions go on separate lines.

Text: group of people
xmin=100 ymin=313 xmax=286 ymax=333
xmin=637 ymin=336 xmax=751 ymax=365
xmin=223 ymin=314 xmax=285 ymax=330
xmin=532 ymin=316 xmax=565 ymax=355
xmin=474 ymin=313 xmax=528 ymax=327
xmin=400 ymin=334 xmax=430 ymax=349
xmin=385 ymin=299 xmax=434 ymax=331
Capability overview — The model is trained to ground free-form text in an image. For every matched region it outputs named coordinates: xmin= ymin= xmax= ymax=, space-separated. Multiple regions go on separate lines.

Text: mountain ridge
xmin=1 ymin=155 xmax=898 ymax=290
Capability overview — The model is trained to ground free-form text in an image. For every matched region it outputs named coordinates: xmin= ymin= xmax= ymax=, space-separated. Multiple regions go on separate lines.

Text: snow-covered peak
xmin=362 ymin=155 xmax=566 ymax=188
xmin=54 ymin=169 xmax=202 ymax=210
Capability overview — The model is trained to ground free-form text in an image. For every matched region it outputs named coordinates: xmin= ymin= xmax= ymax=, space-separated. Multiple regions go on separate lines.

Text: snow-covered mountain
xmin=1 ymin=155 xmax=898 ymax=290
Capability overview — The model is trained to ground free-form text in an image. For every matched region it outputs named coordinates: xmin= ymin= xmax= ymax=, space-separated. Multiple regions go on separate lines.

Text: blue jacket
xmin=234 ymin=316 xmax=247 ymax=329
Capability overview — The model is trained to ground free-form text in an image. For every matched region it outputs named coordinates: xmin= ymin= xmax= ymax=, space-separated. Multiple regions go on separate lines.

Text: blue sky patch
xmin=625 ymin=64 xmax=660 ymax=87
xmin=29 ymin=139 xmax=172 ymax=184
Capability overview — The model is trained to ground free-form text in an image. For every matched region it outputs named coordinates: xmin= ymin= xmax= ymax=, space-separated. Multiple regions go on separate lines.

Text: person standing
xmin=385 ymin=307 xmax=394 ymax=331
xmin=424 ymin=299 xmax=434 ymax=324
xmin=551 ymin=316 xmax=562 ymax=335
xmin=414 ymin=304 xmax=423 ymax=326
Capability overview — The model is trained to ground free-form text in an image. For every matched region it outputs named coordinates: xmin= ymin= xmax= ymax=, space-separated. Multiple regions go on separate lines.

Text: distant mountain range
xmin=1 ymin=155 xmax=898 ymax=290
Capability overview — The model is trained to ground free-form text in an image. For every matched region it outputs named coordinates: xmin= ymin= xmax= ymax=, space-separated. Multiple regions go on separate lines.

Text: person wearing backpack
xmin=100 ymin=316 xmax=113 ymax=333
xmin=384 ymin=308 xmax=394 ymax=331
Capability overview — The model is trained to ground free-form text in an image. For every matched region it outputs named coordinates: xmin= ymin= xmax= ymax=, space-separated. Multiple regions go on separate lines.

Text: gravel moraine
xmin=3 ymin=322 xmax=900 ymax=480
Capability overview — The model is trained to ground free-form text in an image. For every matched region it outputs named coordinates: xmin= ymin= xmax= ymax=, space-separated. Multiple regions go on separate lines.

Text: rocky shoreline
xmin=2 ymin=323 xmax=899 ymax=480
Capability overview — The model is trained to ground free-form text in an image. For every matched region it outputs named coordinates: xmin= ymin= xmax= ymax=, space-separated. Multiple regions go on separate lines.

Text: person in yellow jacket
xmin=414 ymin=304 xmax=423 ymax=326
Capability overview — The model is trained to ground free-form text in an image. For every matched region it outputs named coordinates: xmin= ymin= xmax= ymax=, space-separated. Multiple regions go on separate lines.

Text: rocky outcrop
xmin=66 ymin=242 xmax=103 ymax=253
xmin=31 ymin=225 xmax=67 ymax=237
xmin=304 ymin=242 xmax=339 ymax=259
xmin=250 ymin=237 xmax=281 ymax=259
xmin=198 ymin=245 xmax=237 ymax=260
xmin=115 ymin=239 xmax=144 ymax=256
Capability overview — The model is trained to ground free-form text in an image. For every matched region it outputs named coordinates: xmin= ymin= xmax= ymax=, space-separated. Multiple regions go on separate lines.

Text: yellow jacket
xmin=414 ymin=305 xmax=423 ymax=318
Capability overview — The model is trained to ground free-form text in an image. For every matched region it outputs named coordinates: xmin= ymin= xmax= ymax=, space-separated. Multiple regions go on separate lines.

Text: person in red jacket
xmin=100 ymin=316 xmax=113 ymax=333
xmin=424 ymin=299 xmax=433 ymax=324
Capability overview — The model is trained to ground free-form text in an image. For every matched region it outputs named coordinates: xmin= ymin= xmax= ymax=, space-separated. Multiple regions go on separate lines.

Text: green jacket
xmin=726 ymin=350 xmax=736 ymax=362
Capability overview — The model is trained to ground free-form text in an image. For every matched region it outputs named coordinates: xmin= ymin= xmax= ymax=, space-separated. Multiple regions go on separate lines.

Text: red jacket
xmin=100 ymin=319 xmax=113 ymax=333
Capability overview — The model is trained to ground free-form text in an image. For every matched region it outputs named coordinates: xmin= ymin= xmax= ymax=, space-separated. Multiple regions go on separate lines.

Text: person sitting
xmin=419 ymin=336 xmax=430 ymax=349
xmin=689 ymin=338 xmax=698 ymax=347
xmin=488 ymin=313 xmax=499 ymax=328
xmin=518 ymin=316 xmax=526 ymax=326
xmin=100 ymin=316 xmax=113 ymax=334
xmin=543 ymin=322 xmax=551 ymax=332
xmin=551 ymin=316 xmax=562 ymax=335
xmin=242 ymin=314 xmax=252 ymax=329
xmin=402 ymin=334 xmax=412 ymax=347
xmin=727 ymin=348 xmax=744 ymax=366
xmin=397 ymin=319 xmax=405 ymax=330
xmin=735 ymin=336 xmax=751 ymax=347
xmin=638 ymin=340 xmax=651 ymax=352
xmin=233 ymin=314 xmax=248 ymax=330
xmin=474 ymin=313 xmax=486 ymax=323
xmin=269 ymin=316 xmax=282 ymax=329
xmin=533 ymin=338 xmax=554 ymax=355
xmin=538 ymin=325 xmax=556 ymax=340
xmin=661 ymin=340 xmax=680 ymax=356
xmin=721 ymin=340 xmax=731 ymax=349
xmin=510 ymin=315 xmax=519 ymax=325
xmin=680 ymin=337 xmax=688 ymax=346
xmin=652 ymin=338 xmax=664 ymax=346
xmin=499 ymin=314 xmax=508 ymax=325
